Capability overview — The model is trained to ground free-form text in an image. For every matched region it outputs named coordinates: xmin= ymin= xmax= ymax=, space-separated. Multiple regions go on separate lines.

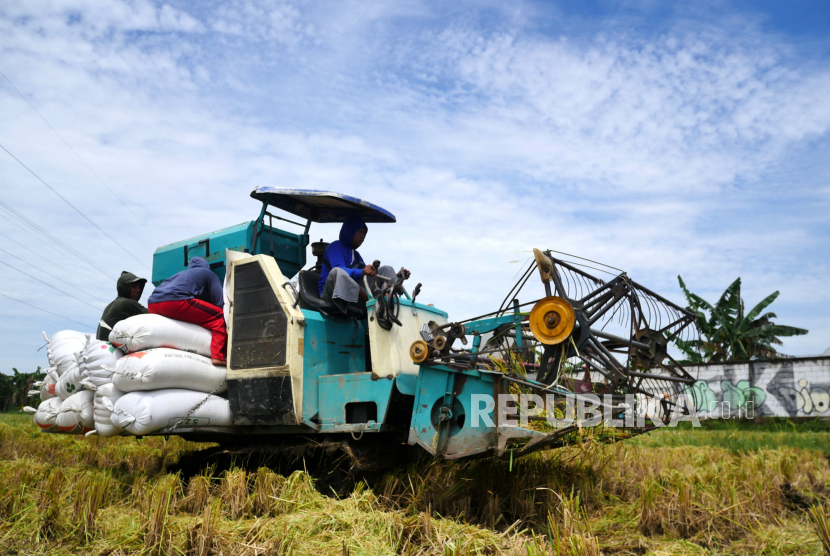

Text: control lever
xmin=410 ymin=283 xmax=422 ymax=316
xmin=370 ymin=260 xmax=391 ymax=282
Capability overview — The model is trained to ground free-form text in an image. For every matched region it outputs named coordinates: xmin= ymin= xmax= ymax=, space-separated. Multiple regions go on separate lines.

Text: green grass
xmin=632 ymin=419 xmax=830 ymax=454
xmin=3 ymin=413 xmax=830 ymax=555
xmin=677 ymin=417 xmax=830 ymax=433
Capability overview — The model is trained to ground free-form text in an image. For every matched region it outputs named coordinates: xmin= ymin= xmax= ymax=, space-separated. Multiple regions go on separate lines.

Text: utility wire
xmin=0 ymin=229 xmax=110 ymax=292
xmin=0 ymin=259 xmax=103 ymax=310
xmin=0 ymin=70 xmax=163 ymax=243
xmin=0 ymin=143 xmax=150 ymax=271
xmin=0 ymin=292 xmax=92 ymax=329
xmin=0 ymin=199 xmax=114 ymax=279
xmin=0 ymin=246 xmax=109 ymax=303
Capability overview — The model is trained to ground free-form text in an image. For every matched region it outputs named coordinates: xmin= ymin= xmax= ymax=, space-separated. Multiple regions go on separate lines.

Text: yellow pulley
xmin=410 ymin=340 xmax=430 ymax=363
xmin=529 ymin=296 xmax=576 ymax=345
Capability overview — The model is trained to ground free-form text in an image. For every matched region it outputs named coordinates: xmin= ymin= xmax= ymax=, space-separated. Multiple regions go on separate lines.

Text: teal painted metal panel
xmin=409 ymin=365 xmax=496 ymax=459
xmin=365 ymin=297 xmax=449 ymax=320
xmin=252 ymin=222 xmax=308 ymax=279
xmin=301 ymin=309 xmax=368 ymax=425
xmin=395 ymin=374 xmax=417 ymax=396
xmin=152 ymin=221 xmax=307 ymax=285
xmin=463 ymin=315 xmax=518 ymax=335
xmin=152 ymin=222 xmax=252 ymax=285
xmin=317 ymin=372 xmax=394 ymax=432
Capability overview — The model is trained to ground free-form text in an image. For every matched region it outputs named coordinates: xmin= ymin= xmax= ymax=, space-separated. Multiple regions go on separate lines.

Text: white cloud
xmin=389 ymin=24 xmax=830 ymax=195
xmin=209 ymin=0 xmax=312 ymax=46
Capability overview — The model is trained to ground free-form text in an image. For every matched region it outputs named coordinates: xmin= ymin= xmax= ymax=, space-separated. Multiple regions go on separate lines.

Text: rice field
xmin=1 ymin=411 xmax=829 ymax=555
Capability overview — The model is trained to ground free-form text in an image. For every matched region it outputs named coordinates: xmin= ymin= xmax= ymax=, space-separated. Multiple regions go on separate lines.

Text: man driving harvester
xmin=318 ymin=217 xmax=410 ymax=314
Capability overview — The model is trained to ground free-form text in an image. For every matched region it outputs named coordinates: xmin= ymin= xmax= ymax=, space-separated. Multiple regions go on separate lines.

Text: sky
xmin=1 ymin=0 xmax=829 ymax=373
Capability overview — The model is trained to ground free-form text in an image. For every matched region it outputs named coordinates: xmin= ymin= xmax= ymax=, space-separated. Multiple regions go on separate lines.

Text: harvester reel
xmin=632 ymin=328 xmax=669 ymax=371
xmin=507 ymin=249 xmax=699 ymax=423
xmin=408 ymin=247 xmax=698 ymax=427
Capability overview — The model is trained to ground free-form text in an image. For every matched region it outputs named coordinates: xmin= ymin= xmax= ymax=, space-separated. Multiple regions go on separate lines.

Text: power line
xmin=0 ymin=229 xmax=111 ymax=292
xmin=0 ymin=143 xmax=151 ymax=271
xmin=0 ymin=292 xmax=92 ymax=329
xmin=0 ymin=199 xmax=114 ymax=279
xmin=0 ymin=259 xmax=103 ymax=310
xmin=0 ymin=246 xmax=110 ymax=303
xmin=0 ymin=70 xmax=163 ymax=243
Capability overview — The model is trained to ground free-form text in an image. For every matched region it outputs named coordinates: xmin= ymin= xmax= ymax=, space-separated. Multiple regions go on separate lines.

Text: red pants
xmin=149 ymin=299 xmax=227 ymax=361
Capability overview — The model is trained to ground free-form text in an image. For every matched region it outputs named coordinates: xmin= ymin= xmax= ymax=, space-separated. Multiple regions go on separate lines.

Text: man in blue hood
xmin=148 ymin=257 xmax=227 ymax=365
xmin=318 ymin=218 xmax=409 ymax=313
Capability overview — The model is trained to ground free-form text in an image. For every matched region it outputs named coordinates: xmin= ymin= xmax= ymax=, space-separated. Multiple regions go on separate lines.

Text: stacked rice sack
xmin=97 ymin=314 xmax=231 ymax=437
xmin=25 ymin=330 xmax=119 ymax=434
xmin=26 ymin=315 xmax=231 ymax=438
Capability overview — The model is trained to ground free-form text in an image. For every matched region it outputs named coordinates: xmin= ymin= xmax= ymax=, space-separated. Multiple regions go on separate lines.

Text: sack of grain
xmin=55 ymin=390 xmax=95 ymax=433
xmin=24 ymin=397 xmax=63 ymax=431
xmin=80 ymin=368 xmax=112 ymax=392
xmin=44 ymin=330 xmax=90 ymax=376
xmin=55 ymin=360 xmax=84 ymax=399
xmin=109 ymin=389 xmax=231 ymax=435
xmin=109 ymin=314 xmax=211 ymax=356
xmin=44 ymin=330 xmax=87 ymax=359
xmin=93 ymin=383 xmax=126 ymax=437
xmin=112 ymin=348 xmax=226 ymax=394
xmin=31 ymin=370 xmax=58 ymax=401
xmin=79 ymin=338 xmax=123 ymax=390
xmin=82 ymin=338 xmax=123 ymax=370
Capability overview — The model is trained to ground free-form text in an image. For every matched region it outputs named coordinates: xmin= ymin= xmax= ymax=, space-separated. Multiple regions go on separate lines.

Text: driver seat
xmin=297 ymin=270 xmax=364 ymax=318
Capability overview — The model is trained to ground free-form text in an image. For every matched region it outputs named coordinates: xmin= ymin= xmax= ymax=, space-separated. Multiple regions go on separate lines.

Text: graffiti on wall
xmin=768 ymin=379 xmax=830 ymax=415
xmin=691 ymin=380 xmax=764 ymax=414
xmin=687 ymin=357 xmax=830 ymax=419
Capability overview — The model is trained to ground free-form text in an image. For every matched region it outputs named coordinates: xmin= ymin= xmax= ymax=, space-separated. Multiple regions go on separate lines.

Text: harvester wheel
xmin=529 ymin=296 xmax=575 ymax=345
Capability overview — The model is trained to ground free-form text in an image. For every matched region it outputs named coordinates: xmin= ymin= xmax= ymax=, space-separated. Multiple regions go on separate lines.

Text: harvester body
xmin=147 ymin=188 xmax=698 ymax=461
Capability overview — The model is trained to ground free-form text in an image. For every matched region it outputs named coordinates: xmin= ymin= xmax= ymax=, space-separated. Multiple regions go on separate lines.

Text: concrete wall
xmin=687 ymin=357 xmax=830 ymax=419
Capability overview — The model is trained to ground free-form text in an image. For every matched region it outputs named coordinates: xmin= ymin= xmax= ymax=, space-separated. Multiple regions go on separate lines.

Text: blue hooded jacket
xmin=318 ymin=218 xmax=367 ymax=296
xmin=148 ymin=257 xmax=224 ymax=308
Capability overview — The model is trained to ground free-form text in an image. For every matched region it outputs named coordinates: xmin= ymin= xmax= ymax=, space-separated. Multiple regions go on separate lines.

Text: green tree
xmin=0 ymin=367 xmax=45 ymax=411
xmin=674 ymin=276 xmax=808 ymax=363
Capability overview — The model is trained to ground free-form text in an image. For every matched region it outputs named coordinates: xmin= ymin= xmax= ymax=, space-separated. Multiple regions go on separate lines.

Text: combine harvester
xmin=150 ymin=188 xmax=699 ymax=461
xmin=33 ymin=188 xmax=699 ymax=473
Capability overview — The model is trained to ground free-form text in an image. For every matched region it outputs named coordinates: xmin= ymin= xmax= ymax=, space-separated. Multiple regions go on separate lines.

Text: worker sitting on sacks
xmin=96 ymin=271 xmax=148 ymax=341
xmin=317 ymin=217 xmax=410 ymax=314
xmin=147 ymin=256 xmax=227 ymax=366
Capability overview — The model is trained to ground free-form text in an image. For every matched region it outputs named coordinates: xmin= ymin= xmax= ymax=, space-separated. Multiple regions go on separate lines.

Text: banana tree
xmin=674 ymin=276 xmax=807 ymax=363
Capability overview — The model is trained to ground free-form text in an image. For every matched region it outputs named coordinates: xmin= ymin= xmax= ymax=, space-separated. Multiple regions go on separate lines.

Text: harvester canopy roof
xmin=250 ymin=187 xmax=396 ymax=223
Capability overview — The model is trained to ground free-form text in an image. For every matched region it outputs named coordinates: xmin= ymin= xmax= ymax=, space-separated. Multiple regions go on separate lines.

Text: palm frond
xmin=742 ymin=291 xmax=780 ymax=329
xmin=742 ymin=324 xmax=809 ymax=339
xmin=714 ymin=278 xmax=741 ymax=318
xmin=671 ymin=277 xmax=807 ymax=363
